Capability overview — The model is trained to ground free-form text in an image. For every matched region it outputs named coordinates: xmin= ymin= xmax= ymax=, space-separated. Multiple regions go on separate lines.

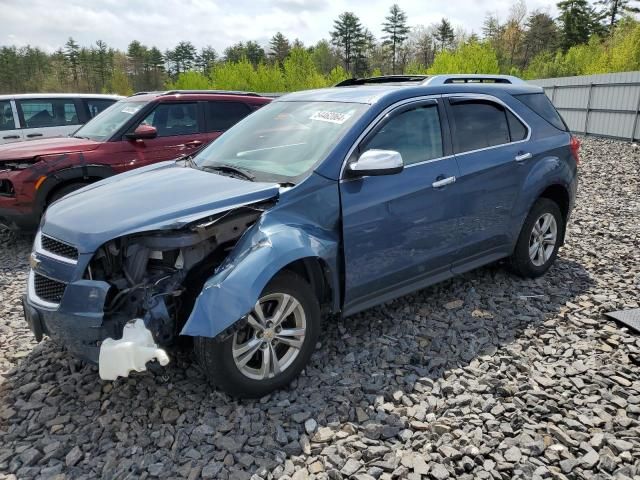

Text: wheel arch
xmin=180 ymin=222 xmax=340 ymax=339
xmin=35 ymin=164 xmax=115 ymax=210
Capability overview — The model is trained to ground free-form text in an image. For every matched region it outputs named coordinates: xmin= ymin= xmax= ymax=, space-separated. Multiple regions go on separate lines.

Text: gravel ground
xmin=1 ymin=136 xmax=639 ymax=480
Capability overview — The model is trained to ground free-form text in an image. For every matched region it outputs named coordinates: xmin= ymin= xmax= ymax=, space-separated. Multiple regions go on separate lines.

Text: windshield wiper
xmin=180 ymin=155 xmax=199 ymax=170
xmin=202 ymin=164 xmax=255 ymax=181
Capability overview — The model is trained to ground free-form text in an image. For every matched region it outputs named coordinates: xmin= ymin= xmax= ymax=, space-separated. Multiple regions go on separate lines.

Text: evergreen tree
xmin=197 ymin=46 xmax=217 ymax=73
xmin=522 ymin=12 xmax=560 ymax=67
xmin=434 ymin=19 xmax=455 ymax=52
xmin=269 ymin=32 xmax=291 ymax=64
xmin=64 ymin=37 xmax=80 ymax=87
xmin=597 ymin=0 xmax=639 ymax=30
xmin=557 ymin=0 xmax=599 ymax=50
xmin=244 ymin=41 xmax=266 ymax=67
xmin=331 ymin=12 xmax=365 ymax=75
xmin=94 ymin=40 xmax=111 ymax=92
xmin=382 ymin=4 xmax=410 ymax=73
xmin=172 ymin=41 xmax=197 ymax=73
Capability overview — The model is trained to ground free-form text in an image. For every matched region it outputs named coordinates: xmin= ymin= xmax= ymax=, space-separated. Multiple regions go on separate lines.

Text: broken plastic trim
xmin=98 ymin=319 xmax=170 ymax=380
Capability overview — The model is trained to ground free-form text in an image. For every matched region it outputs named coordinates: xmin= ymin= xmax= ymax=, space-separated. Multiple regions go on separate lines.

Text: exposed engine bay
xmin=86 ymin=200 xmax=276 ymax=352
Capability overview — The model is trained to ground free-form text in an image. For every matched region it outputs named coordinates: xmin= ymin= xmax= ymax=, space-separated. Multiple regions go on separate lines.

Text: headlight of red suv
xmin=0 ymin=159 xmax=38 ymax=170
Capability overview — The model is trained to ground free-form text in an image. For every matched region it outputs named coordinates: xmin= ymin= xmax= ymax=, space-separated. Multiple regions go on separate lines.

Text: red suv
xmin=0 ymin=90 xmax=271 ymax=230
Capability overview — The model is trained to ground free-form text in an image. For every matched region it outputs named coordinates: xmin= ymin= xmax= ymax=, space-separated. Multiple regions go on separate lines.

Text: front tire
xmin=508 ymin=198 xmax=564 ymax=278
xmin=194 ymin=271 xmax=320 ymax=398
xmin=48 ymin=182 xmax=90 ymax=204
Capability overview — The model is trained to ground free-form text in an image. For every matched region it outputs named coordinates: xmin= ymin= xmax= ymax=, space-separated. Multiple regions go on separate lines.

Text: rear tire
xmin=508 ymin=198 xmax=564 ymax=278
xmin=194 ymin=271 xmax=320 ymax=398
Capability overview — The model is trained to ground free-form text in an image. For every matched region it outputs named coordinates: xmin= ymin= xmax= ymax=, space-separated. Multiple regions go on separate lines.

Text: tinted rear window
xmin=449 ymin=100 xmax=510 ymax=153
xmin=207 ymin=101 xmax=252 ymax=131
xmin=515 ymin=93 xmax=567 ymax=131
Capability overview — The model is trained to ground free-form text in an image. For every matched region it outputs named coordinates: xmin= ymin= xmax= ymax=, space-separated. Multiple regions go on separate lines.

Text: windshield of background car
xmin=73 ymin=100 xmax=147 ymax=141
xmin=195 ymin=101 xmax=368 ymax=182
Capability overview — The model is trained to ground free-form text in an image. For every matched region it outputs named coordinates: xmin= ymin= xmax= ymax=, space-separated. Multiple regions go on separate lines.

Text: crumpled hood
xmin=42 ymin=162 xmax=280 ymax=252
xmin=0 ymin=137 xmax=101 ymax=161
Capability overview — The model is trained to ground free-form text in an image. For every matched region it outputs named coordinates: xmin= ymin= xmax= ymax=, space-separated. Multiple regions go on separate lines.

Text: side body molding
xmin=181 ymin=173 xmax=342 ymax=338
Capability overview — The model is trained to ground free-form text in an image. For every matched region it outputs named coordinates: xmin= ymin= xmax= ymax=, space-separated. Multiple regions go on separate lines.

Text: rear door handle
xmin=185 ymin=140 xmax=203 ymax=148
xmin=2 ymin=135 xmax=19 ymax=139
xmin=26 ymin=133 xmax=43 ymax=138
xmin=515 ymin=152 xmax=532 ymax=162
xmin=432 ymin=176 xmax=456 ymax=188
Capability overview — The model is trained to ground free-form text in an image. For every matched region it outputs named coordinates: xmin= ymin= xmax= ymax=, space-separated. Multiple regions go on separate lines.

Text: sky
xmin=0 ymin=0 xmax=558 ymax=53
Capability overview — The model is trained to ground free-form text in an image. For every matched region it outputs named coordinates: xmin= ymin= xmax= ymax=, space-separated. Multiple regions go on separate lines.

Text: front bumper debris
xmin=99 ymin=319 xmax=170 ymax=380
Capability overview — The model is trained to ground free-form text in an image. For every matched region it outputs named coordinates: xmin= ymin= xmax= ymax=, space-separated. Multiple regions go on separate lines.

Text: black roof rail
xmin=160 ymin=89 xmax=262 ymax=97
xmin=335 ymin=75 xmax=429 ymax=87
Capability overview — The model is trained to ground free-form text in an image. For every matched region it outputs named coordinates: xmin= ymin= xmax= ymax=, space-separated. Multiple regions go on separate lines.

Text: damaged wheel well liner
xmin=282 ymin=257 xmax=335 ymax=314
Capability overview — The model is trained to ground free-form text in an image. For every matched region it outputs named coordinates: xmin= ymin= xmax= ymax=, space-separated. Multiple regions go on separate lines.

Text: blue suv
xmin=23 ymin=75 xmax=579 ymax=397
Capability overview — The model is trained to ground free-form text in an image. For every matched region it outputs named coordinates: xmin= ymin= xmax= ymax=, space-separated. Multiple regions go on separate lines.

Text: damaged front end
xmin=31 ymin=200 xmax=275 ymax=379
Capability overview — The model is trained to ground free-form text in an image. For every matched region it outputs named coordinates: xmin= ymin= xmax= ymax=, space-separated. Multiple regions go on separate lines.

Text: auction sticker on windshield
xmin=310 ymin=110 xmax=353 ymax=124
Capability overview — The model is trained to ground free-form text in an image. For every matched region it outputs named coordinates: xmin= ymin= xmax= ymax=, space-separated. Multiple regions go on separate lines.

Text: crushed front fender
xmin=181 ymin=173 xmax=341 ymax=338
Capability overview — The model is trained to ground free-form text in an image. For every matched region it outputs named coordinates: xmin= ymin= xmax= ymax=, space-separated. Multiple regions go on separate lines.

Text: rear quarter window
xmin=515 ymin=93 xmax=567 ymax=131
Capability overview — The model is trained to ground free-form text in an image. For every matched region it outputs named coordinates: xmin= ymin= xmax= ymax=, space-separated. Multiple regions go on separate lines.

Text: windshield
xmin=73 ymin=100 xmax=147 ymax=141
xmin=195 ymin=101 xmax=368 ymax=182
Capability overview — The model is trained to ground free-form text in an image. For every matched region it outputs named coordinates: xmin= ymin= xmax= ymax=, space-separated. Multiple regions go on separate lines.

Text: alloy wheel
xmin=528 ymin=212 xmax=557 ymax=267
xmin=232 ymin=293 xmax=307 ymax=380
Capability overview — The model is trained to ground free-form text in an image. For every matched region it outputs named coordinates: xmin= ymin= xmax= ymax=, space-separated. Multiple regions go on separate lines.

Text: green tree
xmin=434 ymin=19 xmax=455 ymax=52
xmin=166 ymin=70 xmax=211 ymax=90
xmin=173 ymin=41 xmax=197 ymax=74
xmin=197 ymin=46 xmax=217 ymax=73
xmin=382 ymin=4 xmax=410 ymax=73
xmin=244 ymin=41 xmax=266 ymax=67
xmin=597 ymin=0 xmax=639 ymax=30
xmin=269 ymin=32 xmax=291 ymax=64
xmin=311 ymin=39 xmax=338 ymax=74
xmin=331 ymin=12 xmax=365 ymax=75
xmin=428 ymin=40 xmax=500 ymax=74
xmin=64 ymin=37 xmax=80 ymax=87
xmin=557 ymin=0 xmax=599 ymax=50
xmin=521 ymin=12 xmax=560 ymax=68
xmin=283 ymin=47 xmax=325 ymax=90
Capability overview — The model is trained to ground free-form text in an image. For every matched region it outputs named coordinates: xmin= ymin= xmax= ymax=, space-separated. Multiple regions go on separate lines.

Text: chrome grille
xmin=33 ymin=273 xmax=66 ymax=303
xmin=41 ymin=235 xmax=79 ymax=261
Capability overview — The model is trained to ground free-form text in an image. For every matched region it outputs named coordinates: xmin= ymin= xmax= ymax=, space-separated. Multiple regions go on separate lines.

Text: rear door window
xmin=448 ymin=99 xmax=517 ymax=154
xmin=85 ymin=99 xmax=117 ymax=118
xmin=0 ymin=100 xmax=16 ymax=131
xmin=138 ymin=103 xmax=199 ymax=137
xmin=18 ymin=98 xmax=79 ymax=128
xmin=207 ymin=101 xmax=252 ymax=131
xmin=515 ymin=93 xmax=567 ymax=131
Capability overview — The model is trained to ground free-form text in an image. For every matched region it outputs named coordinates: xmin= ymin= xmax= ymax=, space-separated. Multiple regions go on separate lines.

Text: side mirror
xmin=348 ymin=149 xmax=404 ymax=177
xmin=126 ymin=124 xmax=157 ymax=140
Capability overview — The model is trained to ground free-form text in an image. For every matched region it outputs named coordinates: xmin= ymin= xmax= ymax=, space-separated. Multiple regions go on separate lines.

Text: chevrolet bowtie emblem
xmin=29 ymin=253 xmax=41 ymax=270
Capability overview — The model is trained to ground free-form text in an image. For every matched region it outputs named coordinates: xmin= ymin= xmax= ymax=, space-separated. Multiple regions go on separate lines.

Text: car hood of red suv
xmin=0 ymin=137 xmax=101 ymax=161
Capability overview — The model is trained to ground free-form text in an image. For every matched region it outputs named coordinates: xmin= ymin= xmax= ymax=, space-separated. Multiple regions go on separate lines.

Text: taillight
xmin=570 ymin=136 xmax=581 ymax=165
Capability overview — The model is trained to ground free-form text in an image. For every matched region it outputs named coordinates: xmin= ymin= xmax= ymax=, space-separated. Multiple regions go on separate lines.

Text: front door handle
xmin=26 ymin=133 xmax=43 ymax=138
xmin=2 ymin=135 xmax=19 ymax=139
xmin=515 ymin=152 xmax=532 ymax=162
xmin=432 ymin=176 xmax=456 ymax=188
xmin=185 ymin=140 xmax=203 ymax=148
